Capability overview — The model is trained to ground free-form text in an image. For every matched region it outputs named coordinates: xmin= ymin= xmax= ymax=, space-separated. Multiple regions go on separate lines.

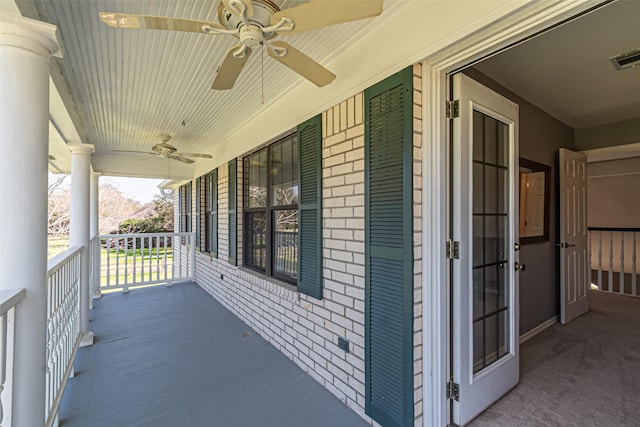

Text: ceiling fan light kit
xmin=111 ymin=135 xmax=213 ymax=164
xmin=99 ymin=0 xmax=384 ymax=90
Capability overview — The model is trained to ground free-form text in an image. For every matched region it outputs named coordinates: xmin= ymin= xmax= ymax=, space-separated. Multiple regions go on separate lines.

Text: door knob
xmin=514 ymin=242 xmax=520 ymax=251
xmin=515 ymin=262 xmax=526 ymax=271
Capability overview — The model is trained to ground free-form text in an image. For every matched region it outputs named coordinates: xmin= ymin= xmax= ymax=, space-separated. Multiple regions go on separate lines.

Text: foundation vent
xmin=611 ymin=49 xmax=640 ymax=70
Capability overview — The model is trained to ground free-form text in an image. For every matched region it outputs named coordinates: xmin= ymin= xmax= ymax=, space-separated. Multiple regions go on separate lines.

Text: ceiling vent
xmin=610 ymin=49 xmax=640 ymax=70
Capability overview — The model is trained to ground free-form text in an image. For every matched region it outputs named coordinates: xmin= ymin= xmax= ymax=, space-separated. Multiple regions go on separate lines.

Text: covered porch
xmin=59 ymin=282 xmax=367 ymax=427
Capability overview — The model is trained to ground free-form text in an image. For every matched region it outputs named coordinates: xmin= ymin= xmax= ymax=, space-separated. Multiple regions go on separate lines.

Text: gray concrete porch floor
xmin=59 ymin=283 xmax=369 ymax=427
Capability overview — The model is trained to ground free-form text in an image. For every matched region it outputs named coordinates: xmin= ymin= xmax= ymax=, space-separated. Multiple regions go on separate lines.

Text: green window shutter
xmin=211 ymin=168 xmax=219 ymax=257
xmin=196 ymin=177 xmax=202 ymax=250
xmin=297 ymin=115 xmax=323 ymax=299
xmin=186 ymin=182 xmax=192 ymax=233
xmin=364 ymin=66 xmax=414 ymax=427
xmin=228 ymin=159 xmax=237 ymax=265
xmin=179 ymin=185 xmax=184 ymax=232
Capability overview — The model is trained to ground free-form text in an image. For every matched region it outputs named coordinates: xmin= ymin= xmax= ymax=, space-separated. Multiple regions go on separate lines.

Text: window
xmin=179 ymin=183 xmax=192 ymax=233
xmin=205 ymin=169 xmax=218 ymax=256
xmin=195 ymin=177 xmax=202 ymax=249
xmin=243 ymin=134 xmax=298 ymax=283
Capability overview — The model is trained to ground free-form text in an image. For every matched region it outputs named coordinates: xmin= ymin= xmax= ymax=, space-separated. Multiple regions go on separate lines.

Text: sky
xmin=101 ymin=176 xmax=164 ymax=204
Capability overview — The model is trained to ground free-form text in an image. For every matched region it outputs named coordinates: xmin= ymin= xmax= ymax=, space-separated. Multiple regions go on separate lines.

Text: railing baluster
xmin=633 ymin=231 xmax=637 ymax=297
xmin=588 ymin=227 xmax=640 ymax=298
xmin=45 ymin=247 xmax=82 ymax=427
xmin=620 ymin=231 xmax=625 ymax=295
xmin=92 ymin=232 xmax=193 ymax=293
xmin=132 ymin=236 xmax=137 ymax=285
xmin=106 ymin=237 xmax=111 ymax=288
xmin=597 ymin=231 xmax=602 ymax=290
xmin=124 ymin=236 xmax=129 ymax=289
xmin=608 ymin=231 xmax=614 ymax=292
xmin=163 ymin=235 xmax=168 ymax=283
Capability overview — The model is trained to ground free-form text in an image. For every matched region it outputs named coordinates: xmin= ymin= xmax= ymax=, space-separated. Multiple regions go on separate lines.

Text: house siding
xmin=176 ymin=64 xmax=423 ymax=425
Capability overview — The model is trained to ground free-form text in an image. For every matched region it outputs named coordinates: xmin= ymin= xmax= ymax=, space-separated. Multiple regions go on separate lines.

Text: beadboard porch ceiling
xmin=8 ymin=0 xmax=637 ymax=180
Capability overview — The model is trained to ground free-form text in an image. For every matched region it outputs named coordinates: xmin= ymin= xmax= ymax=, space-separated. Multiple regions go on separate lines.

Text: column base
xmin=79 ymin=331 xmax=94 ymax=347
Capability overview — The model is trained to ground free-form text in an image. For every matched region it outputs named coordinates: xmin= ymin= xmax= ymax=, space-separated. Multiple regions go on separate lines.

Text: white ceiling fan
xmin=112 ymin=135 xmax=213 ymax=164
xmin=99 ymin=0 xmax=384 ymax=90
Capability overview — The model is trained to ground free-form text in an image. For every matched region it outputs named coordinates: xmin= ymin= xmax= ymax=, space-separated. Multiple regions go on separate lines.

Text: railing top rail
xmin=97 ymin=232 xmax=194 ymax=239
xmin=588 ymin=227 xmax=640 ymax=232
xmin=0 ymin=288 xmax=26 ymax=316
xmin=47 ymin=245 xmax=83 ymax=276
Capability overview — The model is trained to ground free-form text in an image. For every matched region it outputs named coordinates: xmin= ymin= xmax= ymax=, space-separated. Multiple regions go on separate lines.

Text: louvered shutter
xmin=228 ymin=159 xmax=237 ymax=265
xmin=196 ymin=177 xmax=202 ymax=250
xmin=210 ymin=168 xmax=218 ymax=257
xmin=365 ymin=67 xmax=414 ymax=427
xmin=297 ymin=115 xmax=322 ymax=299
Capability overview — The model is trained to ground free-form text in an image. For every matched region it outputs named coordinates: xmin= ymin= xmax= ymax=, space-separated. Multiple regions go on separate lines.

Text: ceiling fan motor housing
xmin=218 ymin=0 xmax=279 ymax=38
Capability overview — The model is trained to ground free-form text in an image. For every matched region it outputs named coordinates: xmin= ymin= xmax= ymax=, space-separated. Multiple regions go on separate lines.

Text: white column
xmin=90 ymin=172 xmax=102 ymax=299
xmin=69 ymin=144 xmax=95 ymax=347
xmin=90 ymin=172 xmax=100 ymax=239
xmin=0 ymin=13 xmax=58 ymax=427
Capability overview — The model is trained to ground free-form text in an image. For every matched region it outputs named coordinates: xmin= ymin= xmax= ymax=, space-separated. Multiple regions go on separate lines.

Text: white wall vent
xmin=610 ymin=49 xmax=640 ymax=70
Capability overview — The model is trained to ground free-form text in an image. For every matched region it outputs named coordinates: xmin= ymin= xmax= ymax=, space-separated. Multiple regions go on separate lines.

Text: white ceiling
xmin=475 ymin=0 xmax=640 ymax=130
xmin=10 ymin=0 xmax=637 ymax=179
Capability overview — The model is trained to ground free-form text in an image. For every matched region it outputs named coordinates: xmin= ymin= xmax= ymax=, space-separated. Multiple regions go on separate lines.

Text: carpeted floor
xmin=469 ymin=291 xmax=640 ymax=427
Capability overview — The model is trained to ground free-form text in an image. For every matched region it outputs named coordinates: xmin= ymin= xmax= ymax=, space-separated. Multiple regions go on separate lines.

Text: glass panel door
xmin=451 ymin=73 xmax=520 ymax=426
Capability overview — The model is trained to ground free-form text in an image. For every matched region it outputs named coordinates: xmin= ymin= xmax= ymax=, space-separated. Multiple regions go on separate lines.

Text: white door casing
xmin=451 ymin=74 xmax=520 ymax=426
xmin=559 ymin=148 xmax=589 ymax=324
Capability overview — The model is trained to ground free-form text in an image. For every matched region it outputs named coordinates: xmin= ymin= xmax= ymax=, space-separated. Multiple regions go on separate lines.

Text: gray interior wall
xmin=588 ymin=174 xmax=640 ymax=228
xmin=575 ymin=118 xmax=640 ymax=150
xmin=465 ymin=68 xmax=575 ymax=335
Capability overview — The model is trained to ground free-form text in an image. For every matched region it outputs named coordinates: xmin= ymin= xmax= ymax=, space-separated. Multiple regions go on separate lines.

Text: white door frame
xmin=421 ymin=1 xmax=610 ymax=426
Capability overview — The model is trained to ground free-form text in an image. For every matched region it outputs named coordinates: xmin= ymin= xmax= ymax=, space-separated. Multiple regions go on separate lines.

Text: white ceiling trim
xmin=582 ymin=142 xmax=640 ymax=163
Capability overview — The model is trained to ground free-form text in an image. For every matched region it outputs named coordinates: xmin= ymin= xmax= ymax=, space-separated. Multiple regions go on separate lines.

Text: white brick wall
xmin=178 ymin=68 xmax=424 ymax=426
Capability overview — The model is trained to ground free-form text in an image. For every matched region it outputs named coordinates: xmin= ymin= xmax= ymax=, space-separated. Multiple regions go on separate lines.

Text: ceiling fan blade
xmin=221 ymin=0 xmax=254 ymax=18
xmin=99 ymin=12 xmax=224 ymax=34
xmin=212 ymin=47 xmax=253 ymax=90
xmin=180 ymin=153 xmax=213 ymax=159
xmin=267 ymin=41 xmax=336 ymax=87
xmin=111 ymin=149 xmax=156 ymax=155
xmin=169 ymin=154 xmax=195 ymax=164
xmin=135 ymin=156 xmax=159 ymax=162
xmin=271 ymin=0 xmax=383 ymax=35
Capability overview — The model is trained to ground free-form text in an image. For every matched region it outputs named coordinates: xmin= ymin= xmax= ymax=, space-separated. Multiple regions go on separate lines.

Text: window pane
xmin=272 ymin=136 xmax=299 ymax=206
xmin=248 ymin=149 xmax=267 ymax=208
xmin=245 ymin=211 xmax=267 ymax=271
xmin=273 ymin=209 xmax=298 ymax=279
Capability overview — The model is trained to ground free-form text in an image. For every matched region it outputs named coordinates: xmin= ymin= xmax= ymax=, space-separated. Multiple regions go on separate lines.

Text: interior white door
xmin=559 ymin=148 xmax=589 ymax=323
xmin=451 ymin=74 xmax=520 ymax=426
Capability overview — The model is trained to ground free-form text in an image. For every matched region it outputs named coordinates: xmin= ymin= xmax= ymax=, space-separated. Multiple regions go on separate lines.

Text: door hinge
xmin=446 ymin=100 xmax=460 ymax=119
xmin=447 ymin=381 xmax=460 ymax=401
xmin=446 ymin=240 xmax=460 ymax=259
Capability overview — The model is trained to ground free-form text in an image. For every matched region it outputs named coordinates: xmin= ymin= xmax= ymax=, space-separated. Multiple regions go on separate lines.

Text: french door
xmin=450 ymin=74 xmax=520 ymax=425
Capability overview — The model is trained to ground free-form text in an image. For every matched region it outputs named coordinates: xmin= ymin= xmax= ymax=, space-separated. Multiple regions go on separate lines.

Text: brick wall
xmin=178 ymin=67 xmax=424 ymax=426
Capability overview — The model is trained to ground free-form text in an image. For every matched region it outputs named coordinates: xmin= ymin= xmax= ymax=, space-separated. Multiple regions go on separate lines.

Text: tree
xmin=98 ymin=184 xmax=142 ymax=233
xmin=48 ymin=173 xmax=71 ymax=238
xmin=152 ymin=195 xmax=174 ymax=231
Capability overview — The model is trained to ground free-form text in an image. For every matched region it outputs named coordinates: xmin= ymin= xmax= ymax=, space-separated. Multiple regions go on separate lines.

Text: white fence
xmin=45 ymin=246 xmax=83 ymax=427
xmin=91 ymin=232 xmax=195 ymax=294
xmin=0 ymin=288 xmax=25 ymax=427
xmin=589 ymin=228 xmax=638 ymax=297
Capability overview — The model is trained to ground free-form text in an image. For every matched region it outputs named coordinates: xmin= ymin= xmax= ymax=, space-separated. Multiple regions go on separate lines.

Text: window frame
xmin=205 ymin=169 xmax=218 ymax=257
xmin=179 ymin=183 xmax=192 ymax=233
xmin=243 ymin=134 xmax=299 ymax=284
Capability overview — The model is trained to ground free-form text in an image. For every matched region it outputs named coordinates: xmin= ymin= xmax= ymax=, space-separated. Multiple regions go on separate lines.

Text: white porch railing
xmin=589 ymin=227 xmax=639 ymax=297
xmin=45 ymin=246 xmax=83 ymax=427
xmin=0 ymin=288 xmax=25 ymax=427
xmin=91 ymin=232 xmax=195 ymax=294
